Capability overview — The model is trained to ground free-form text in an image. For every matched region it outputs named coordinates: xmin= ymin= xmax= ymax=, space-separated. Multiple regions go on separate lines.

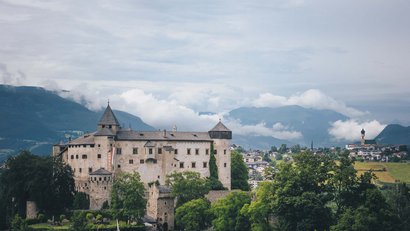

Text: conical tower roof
xmin=98 ymin=104 xmax=120 ymax=126
xmin=210 ymin=121 xmax=231 ymax=132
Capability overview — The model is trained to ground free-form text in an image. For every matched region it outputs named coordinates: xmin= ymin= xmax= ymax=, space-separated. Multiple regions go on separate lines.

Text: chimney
xmin=163 ymin=129 xmax=167 ymax=138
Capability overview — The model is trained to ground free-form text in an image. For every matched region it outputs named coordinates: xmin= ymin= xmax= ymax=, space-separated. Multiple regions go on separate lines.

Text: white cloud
xmin=0 ymin=64 xmax=27 ymax=86
xmin=225 ymin=120 xmax=302 ymax=140
xmin=252 ymin=89 xmax=366 ymax=118
xmin=59 ymin=86 xmax=301 ymax=140
xmin=328 ymin=119 xmax=386 ymax=142
xmin=114 ymin=88 xmax=220 ymax=131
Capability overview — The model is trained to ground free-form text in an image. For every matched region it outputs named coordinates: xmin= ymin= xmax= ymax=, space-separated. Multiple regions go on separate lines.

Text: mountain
xmin=228 ymin=106 xmax=348 ymax=148
xmin=233 ymin=134 xmax=294 ymax=150
xmin=375 ymin=124 xmax=410 ymax=145
xmin=0 ymin=85 xmax=154 ymax=162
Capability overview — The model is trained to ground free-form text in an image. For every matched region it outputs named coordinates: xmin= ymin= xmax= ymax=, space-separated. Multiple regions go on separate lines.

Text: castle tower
xmin=209 ymin=121 xmax=232 ymax=189
xmin=95 ymin=104 xmax=119 ymax=171
xmin=97 ymin=103 xmax=121 ymax=134
xmin=147 ymin=185 xmax=175 ymax=231
xmin=361 ymin=128 xmax=365 ymax=146
xmin=88 ymin=168 xmax=113 ymax=210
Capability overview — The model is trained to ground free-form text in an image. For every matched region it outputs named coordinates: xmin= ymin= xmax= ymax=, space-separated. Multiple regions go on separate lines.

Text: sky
xmin=1 ymin=0 xmax=409 ymax=143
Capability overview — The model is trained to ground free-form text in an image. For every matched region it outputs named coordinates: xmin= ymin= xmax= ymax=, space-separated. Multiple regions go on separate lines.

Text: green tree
xmin=290 ymin=144 xmax=301 ymax=154
xmin=11 ymin=214 xmax=28 ymax=231
xmin=275 ymin=153 xmax=283 ymax=161
xmin=278 ymin=144 xmax=287 ymax=154
xmin=208 ymin=142 xmax=225 ymax=190
xmin=69 ymin=211 xmax=89 ymax=231
xmin=211 ymin=191 xmax=251 ymax=231
xmin=384 ymin=183 xmax=410 ymax=230
xmin=111 ymin=172 xmax=146 ymax=221
xmin=270 ymin=146 xmax=278 ymax=152
xmin=259 ymin=152 xmax=335 ymax=231
xmin=262 ymin=152 xmax=272 ymax=163
xmin=166 ymin=171 xmax=210 ymax=207
xmin=175 ymin=198 xmax=212 ymax=231
xmin=231 ymin=150 xmax=250 ymax=191
xmin=331 ymin=153 xmax=359 ymax=215
xmin=72 ymin=192 xmax=90 ymax=210
xmin=0 ymin=151 xmax=74 ymax=223
xmin=332 ymin=188 xmax=399 ymax=231
xmin=262 ymin=166 xmax=276 ymax=181
xmin=210 ymin=143 xmax=218 ymax=179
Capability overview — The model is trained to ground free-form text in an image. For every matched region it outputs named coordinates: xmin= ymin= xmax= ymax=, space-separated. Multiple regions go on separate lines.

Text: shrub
xmin=37 ymin=213 xmax=46 ymax=222
xmin=11 ymin=214 xmax=29 ymax=231
xmin=102 ymin=201 xmax=110 ymax=210
xmin=86 ymin=212 xmax=94 ymax=221
xmin=96 ymin=214 xmax=103 ymax=223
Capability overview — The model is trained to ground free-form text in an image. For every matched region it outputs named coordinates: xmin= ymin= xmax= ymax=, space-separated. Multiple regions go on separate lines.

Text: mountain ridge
xmin=0 ymin=85 xmax=154 ymax=161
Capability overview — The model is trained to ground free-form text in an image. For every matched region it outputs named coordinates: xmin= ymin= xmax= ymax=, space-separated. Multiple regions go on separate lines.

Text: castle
xmin=53 ymin=104 xmax=232 ymax=230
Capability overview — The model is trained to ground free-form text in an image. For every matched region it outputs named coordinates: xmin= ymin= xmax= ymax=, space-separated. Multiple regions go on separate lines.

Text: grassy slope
xmin=353 ymin=162 xmax=410 ymax=183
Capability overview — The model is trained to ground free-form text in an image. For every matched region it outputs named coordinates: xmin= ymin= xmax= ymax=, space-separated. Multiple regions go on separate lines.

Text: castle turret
xmin=88 ymin=168 xmax=113 ymax=210
xmin=146 ymin=185 xmax=174 ymax=231
xmin=209 ymin=121 xmax=232 ymax=189
xmin=97 ymin=103 xmax=121 ymax=134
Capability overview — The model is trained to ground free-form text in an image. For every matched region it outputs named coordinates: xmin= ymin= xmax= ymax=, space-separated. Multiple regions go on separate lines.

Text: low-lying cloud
xmin=226 ymin=120 xmax=302 ymax=140
xmin=328 ymin=119 xmax=386 ymax=142
xmin=252 ymin=89 xmax=366 ymax=118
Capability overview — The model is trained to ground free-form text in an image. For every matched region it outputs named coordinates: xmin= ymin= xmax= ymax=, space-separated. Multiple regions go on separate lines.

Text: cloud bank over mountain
xmin=1 ymin=0 xmax=408 ymax=144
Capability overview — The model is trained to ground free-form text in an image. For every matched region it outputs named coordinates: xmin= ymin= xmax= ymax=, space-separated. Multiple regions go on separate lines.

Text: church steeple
xmin=97 ymin=104 xmax=120 ymax=133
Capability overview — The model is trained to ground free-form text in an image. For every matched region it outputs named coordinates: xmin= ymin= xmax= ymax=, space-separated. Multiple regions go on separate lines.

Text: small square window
xmin=117 ymin=164 xmax=121 ymax=168
xmin=129 ymin=159 xmax=134 ymax=164
xmin=224 ymin=163 xmax=227 ymax=167
xmin=88 ymin=168 xmax=92 ymax=173
xmin=158 ymin=148 xmax=162 ymax=154
xmin=179 ymin=162 xmax=184 ymax=168
xmin=97 ymin=154 xmax=101 ymax=159
xmin=191 ymin=162 xmax=196 ymax=168
xmin=174 ymin=149 xmax=178 ymax=154
xmin=214 ymin=150 xmax=217 ymax=155
xmin=203 ymin=162 xmax=208 ymax=168
xmin=206 ymin=149 xmax=209 ymax=155
xmin=70 ymin=155 xmax=74 ymax=159
xmin=82 ymin=154 xmax=87 ymax=159
xmin=149 ymin=148 xmax=153 ymax=154
xmin=133 ymin=148 xmax=138 ymax=154
xmin=140 ymin=159 xmax=145 ymax=164
xmin=76 ymin=155 xmax=79 ymax=159
xmin=98 ymin=144 xmax=101 ymax=147
xmin=187 ymin=148 xmax=191 ymax=155
xmin=224 ymin=149 xmax=227 ymax=155
xmin=116 ymin=148 xmax=122 ymax=155
xmin=79 ymin=168 xmax=82 ymax=173
xmin=195 ymin=149 xmax=199 ymax=155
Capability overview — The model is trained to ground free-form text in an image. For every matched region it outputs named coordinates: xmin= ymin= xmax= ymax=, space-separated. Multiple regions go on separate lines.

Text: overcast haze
xmin=1 ymin=0 xmax=409 ymax=143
